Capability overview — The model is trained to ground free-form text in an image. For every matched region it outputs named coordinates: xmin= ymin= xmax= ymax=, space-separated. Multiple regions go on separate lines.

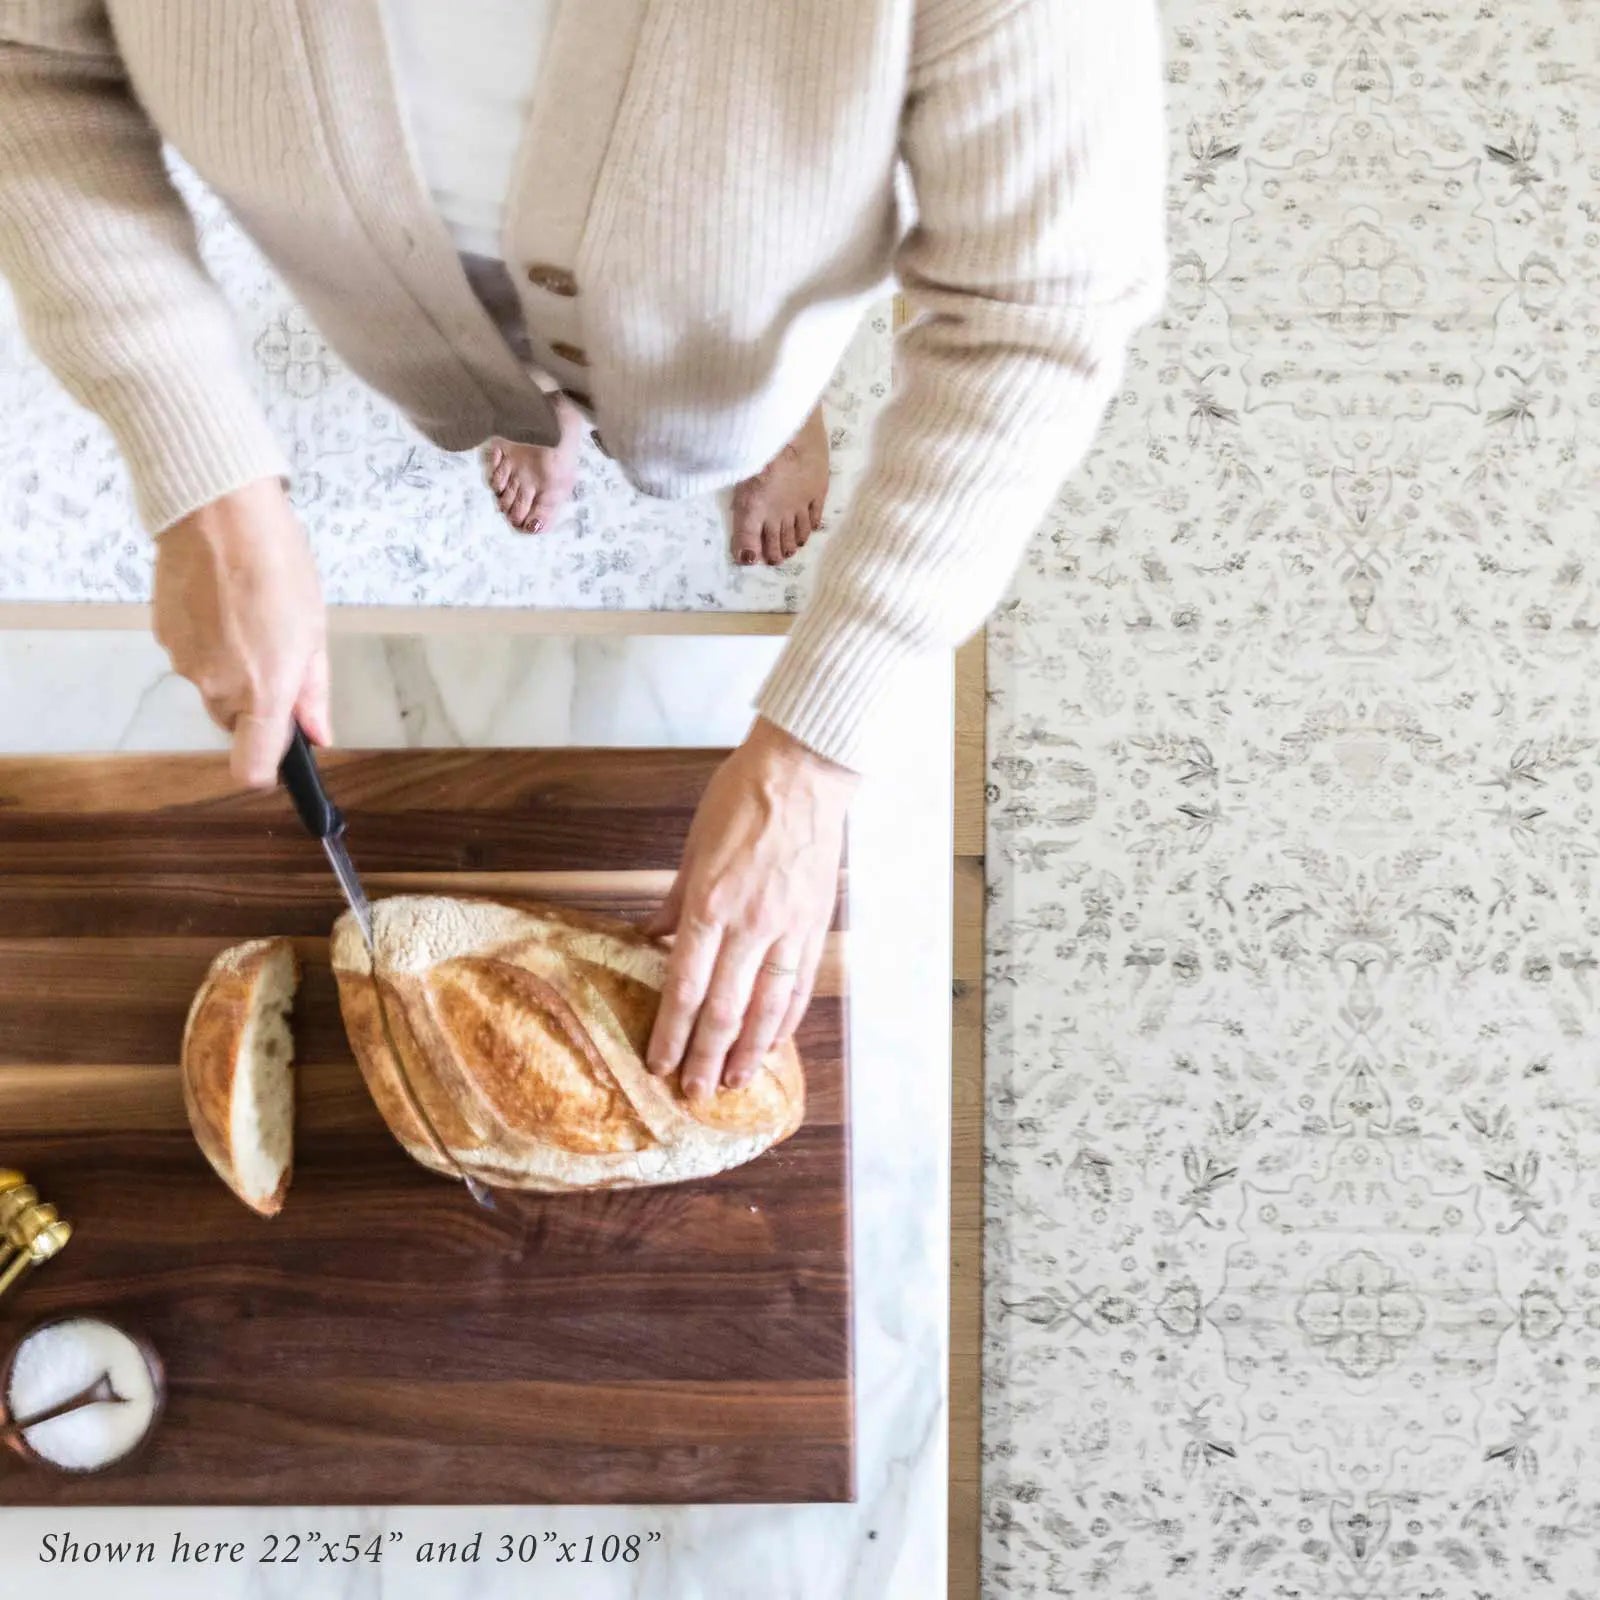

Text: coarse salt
xmin=5 ymin=1318 xmax=160 ymax=1472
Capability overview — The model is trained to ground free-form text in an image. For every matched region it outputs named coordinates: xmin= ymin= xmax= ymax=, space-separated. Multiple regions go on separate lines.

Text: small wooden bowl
xmin=0 ymin=1315 xmax=166 ymax=1476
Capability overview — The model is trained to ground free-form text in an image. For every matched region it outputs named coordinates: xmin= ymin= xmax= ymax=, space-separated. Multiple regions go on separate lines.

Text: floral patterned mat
xmin=0 ymin=159 xmax=889 ymax=612
xmin=985 ymin=1 xmax=1600 ymax=1593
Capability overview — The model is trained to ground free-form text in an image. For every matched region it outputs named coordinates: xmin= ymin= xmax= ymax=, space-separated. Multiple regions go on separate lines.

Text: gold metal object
xmin=0 ymin=1186 xmax=37 ymax=1244
xmin=0 ymin=1171 xmax=72 ymax=1304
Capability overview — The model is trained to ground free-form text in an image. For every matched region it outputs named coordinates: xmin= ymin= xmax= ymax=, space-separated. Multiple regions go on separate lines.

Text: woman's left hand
xmin=647 ymin=717 xmax=857 ymax=1099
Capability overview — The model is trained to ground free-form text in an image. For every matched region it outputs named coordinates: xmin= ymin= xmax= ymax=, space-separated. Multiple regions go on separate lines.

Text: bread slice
xmin=180 ymin=938 xmax=300 ymax=1217
xmin=331 ymin=895 xmax=805 ymax=1192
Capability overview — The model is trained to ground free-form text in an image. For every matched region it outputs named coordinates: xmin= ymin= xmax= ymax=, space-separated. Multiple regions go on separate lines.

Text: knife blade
xmin=321 ymin=831 xmax=374 ymax=952
xmin=277 ymin=725 xmax=497 ymax=1212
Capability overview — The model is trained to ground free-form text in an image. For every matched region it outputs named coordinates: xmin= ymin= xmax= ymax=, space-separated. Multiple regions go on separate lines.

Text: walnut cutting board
xmin=0 ymin=750 xmax=852 ymax=1506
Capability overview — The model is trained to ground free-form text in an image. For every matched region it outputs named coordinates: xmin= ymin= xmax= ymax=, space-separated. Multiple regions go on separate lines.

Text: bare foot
xmin=482 ymin=391 xmax=586 ymax=533
xmin=730 ymin=404 xmax=829 ymax=567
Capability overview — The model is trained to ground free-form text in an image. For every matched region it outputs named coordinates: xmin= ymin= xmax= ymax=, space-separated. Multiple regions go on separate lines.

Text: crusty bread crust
xmin=179 ymin=937 xmax=300 ymax=1217
xmin=331 ymin=896 xmax=805 ymax=1192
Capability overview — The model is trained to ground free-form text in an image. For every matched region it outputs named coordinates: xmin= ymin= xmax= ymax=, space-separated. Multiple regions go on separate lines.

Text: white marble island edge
xmin=0 ymin=629 xmax=952 ymax=1600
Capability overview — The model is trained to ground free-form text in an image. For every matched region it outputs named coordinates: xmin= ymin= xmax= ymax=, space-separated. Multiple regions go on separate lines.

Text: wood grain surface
xmin=0 ymin=750 xmax=851 ymax=1506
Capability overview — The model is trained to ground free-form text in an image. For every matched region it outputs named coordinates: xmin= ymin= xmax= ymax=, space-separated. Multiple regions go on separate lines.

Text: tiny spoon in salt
xmin=0 ymin=1370 xmax=127 ymax=1449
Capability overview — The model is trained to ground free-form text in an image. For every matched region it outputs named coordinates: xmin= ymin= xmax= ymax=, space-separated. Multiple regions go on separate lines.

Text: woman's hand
xmin=152 ymin=477 xmax=331 ymax=786
xmin=648 ymin=718 xmax=858 ymax=1099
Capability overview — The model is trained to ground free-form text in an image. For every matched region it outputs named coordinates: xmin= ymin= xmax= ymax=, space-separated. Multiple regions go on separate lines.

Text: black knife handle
xmin=278 ymin=723 xmax=345 ymax=841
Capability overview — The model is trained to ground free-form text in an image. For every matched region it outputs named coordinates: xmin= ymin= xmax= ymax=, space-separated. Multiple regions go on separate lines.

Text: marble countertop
xmin=0 ymin=629 xmax=951 ymax=1600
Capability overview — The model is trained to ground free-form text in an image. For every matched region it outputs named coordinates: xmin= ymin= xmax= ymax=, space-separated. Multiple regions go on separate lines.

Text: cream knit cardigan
xmin=0 ymin=0 xmax=1167 ymax=771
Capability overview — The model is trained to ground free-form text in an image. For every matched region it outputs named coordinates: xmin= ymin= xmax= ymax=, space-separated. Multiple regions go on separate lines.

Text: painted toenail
xmin=737 ymin=550 xmax=757 ymax=566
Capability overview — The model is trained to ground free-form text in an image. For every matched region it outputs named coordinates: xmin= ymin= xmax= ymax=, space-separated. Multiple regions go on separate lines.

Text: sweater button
xmin=526 ymin=263 xmax=578 ymax=297
xmin=550 ymin=340 xmax=590 ymax=367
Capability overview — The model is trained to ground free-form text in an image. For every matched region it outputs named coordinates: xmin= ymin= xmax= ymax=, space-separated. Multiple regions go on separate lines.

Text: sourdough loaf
xmin=330 ymin=896 xmax=805 ymax=1191
xmin=180 ymin=937 xmax=300 ymax=1216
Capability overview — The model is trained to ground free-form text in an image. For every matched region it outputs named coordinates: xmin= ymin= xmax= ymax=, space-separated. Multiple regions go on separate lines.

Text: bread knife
xmin=278 ymin=724 xmax=374 ymax=948
xmin=277 ymin=726 xmax=498 ymax=1212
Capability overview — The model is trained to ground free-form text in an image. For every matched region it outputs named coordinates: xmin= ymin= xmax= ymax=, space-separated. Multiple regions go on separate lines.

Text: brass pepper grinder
xmin=0 ymin=1170 xmax=72 ymax=1303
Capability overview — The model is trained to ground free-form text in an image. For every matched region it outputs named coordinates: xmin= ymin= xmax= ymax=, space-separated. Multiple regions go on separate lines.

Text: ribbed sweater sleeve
xmin=0 ymin=3 xmax=287 ymax=533
xmin=756 ymin=0 xmax=1169 ymax=770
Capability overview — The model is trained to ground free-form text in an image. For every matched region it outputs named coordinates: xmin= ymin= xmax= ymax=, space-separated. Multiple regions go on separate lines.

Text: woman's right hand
xmin=152 ymin=477 xmax=331 ymax=788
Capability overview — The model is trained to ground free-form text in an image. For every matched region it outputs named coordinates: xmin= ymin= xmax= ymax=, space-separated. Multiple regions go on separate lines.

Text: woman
xmin=0 ymin=0 xmax=1167 ymax=1096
